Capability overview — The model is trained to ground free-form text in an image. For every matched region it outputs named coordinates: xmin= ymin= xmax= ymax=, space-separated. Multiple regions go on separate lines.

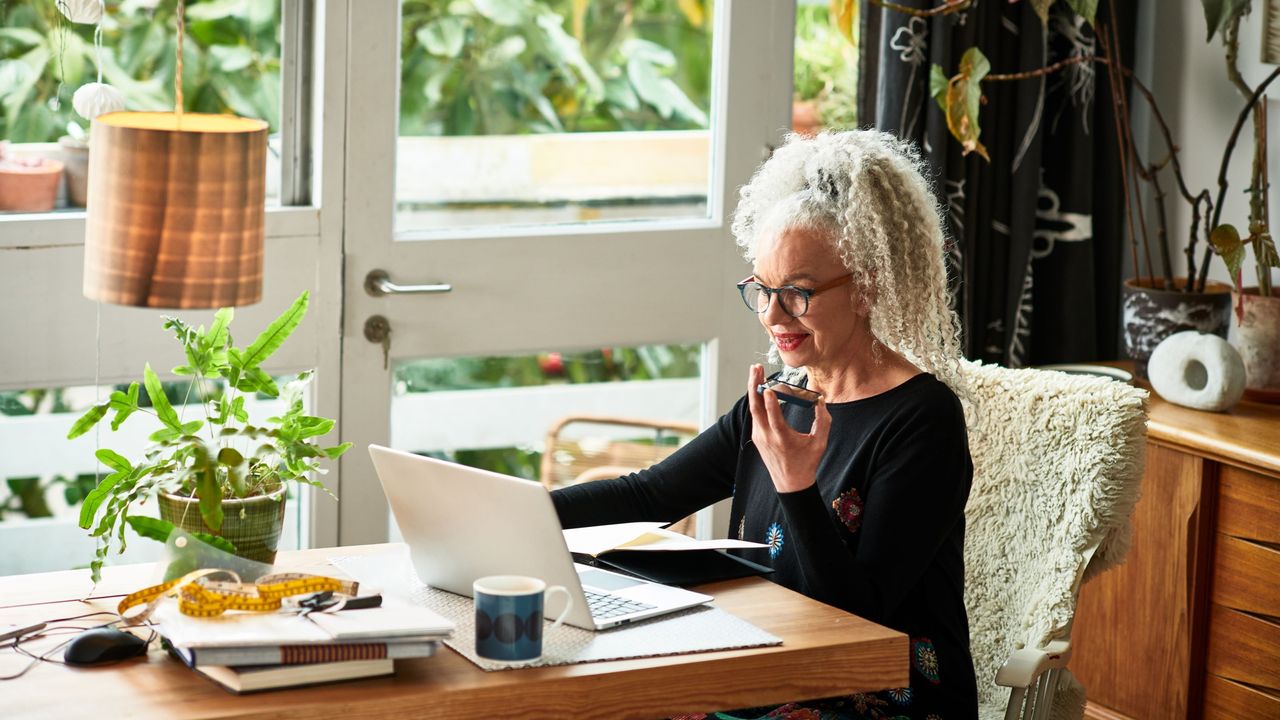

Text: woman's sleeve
xmin=776 ymin=394 xmax=972 ymax=620
xmin=550 ymin=397 xmax=746 ymax=529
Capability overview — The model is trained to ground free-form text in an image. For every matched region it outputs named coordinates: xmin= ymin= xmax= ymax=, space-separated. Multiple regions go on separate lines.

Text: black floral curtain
xmin=859 ymin=0 xmax=1135 ymax=366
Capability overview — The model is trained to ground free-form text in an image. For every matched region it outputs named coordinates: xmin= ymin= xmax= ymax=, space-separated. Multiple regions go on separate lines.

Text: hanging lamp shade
xmin=83 ymin=111 xmax=269 ymax=308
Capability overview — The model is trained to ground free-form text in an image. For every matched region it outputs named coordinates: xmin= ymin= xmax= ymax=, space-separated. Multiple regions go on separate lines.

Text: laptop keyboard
xmin=583 ymin=589 xmax=657 ymax=620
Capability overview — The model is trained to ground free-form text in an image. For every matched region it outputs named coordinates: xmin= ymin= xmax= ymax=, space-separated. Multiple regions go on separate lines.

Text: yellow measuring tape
xmin=118 ymin=570 xmax=359 ymax=623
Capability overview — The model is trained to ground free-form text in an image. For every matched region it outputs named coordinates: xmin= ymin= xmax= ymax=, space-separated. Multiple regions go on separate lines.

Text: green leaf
xmin=936 ymin=48 xmax=991 ymax=161
xmin=95 ymin=449 xmax=132 ymax=473
xmin=180 ymin=420 xmax=204 ymax=436
xmin=218 ymin=447 xmax=245 ymax=466
xmin=150 ymin=427 xmax=182 ymax=443
xmin=1201 ymin=0 xmax=1252 ymax=42
xmin=143 ymin=364 xmax=182 ymax=431
xmin=125 ymin=515 xmax=178 ymax=543
xmin=237 ymin=291 xmax=309 ymax=371
xmin=294 ymin=416 xmax=335 ymax=439
xmin=1030 ymin=0 xmax=1056 ymax=23
xmin=79 ymin=472 xmax=121 ymax=529
xmin=1063 ymin=0 xmax=1099 ymax=25
xmin=207 ymin=307 xmax=233 ymax=352
xmin=418 ymin=17 xmax=466 ymax=57
xmin=1210 ymin=223 xmax=1247 ymax=279
xmin=191 ymin=532 xmax=238 ymax=555
xmin=67 ymin=403 xmax=109 ymax=439
xmin=323 ymin=442 xmax=354 ymax=459
xmin=473 ymin=0 xmax=526 ymax=26
xmin=208 ymin=44 xmax=254 ymax=72
xmin=197 ymin=468 xmax=224 ymax=531
xmin=929 ymin=64 xmax=949 ymax=102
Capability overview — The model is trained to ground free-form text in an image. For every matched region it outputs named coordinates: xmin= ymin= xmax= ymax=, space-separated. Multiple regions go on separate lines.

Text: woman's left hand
xmin=747 ymin=364 xmax=832 ymax=494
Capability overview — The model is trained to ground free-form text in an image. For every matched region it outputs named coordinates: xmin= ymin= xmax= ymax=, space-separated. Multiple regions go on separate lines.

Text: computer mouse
xmin=64 ymin=627 xmax=148 ymax=666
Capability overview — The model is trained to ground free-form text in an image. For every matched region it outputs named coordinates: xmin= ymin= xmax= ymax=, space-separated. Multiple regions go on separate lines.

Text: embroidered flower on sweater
xmin=884 ymin=686 xmax=913 ymax=705
xmin=737 ymin=517 xmax=745 ymax=541
xmin=847 ymin=692 xmax=890 ymax=713
xmin=831 ymin=488 xmax=865 ymax=533
xmin=912 ymin=637 xmax=941 ymax=684
xmin=765 ymin=522 xmax=785 ymax=558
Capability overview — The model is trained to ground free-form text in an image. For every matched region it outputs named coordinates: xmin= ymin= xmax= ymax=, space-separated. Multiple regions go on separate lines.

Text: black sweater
xmin=552 ymin=373 xmax=978 ymax=717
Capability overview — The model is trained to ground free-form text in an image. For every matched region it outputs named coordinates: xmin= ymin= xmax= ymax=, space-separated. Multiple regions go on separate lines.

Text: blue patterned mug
xmin=473 ymin=575 xmax=573 ymax=663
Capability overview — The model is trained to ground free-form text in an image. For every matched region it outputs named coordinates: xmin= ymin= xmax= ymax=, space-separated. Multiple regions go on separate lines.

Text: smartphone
xmin=756 ymin=372 xmax=822 ymax=408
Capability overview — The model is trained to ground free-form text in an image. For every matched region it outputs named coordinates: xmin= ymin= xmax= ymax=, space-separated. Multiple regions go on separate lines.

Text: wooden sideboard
xmin=1069 ymin=382 xmax=1280 ymax=719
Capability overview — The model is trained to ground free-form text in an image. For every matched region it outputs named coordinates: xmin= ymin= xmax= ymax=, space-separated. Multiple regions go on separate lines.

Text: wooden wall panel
xmin=1069 ymin=444 xmax=1209 ymax=719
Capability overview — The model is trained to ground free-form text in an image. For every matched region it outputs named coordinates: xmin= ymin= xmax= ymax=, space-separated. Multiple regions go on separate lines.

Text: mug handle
xmin=545 ymin=585 xmax=573 ymax=631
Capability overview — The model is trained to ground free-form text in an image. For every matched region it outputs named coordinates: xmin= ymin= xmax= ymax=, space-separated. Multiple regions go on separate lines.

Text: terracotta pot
xmin=1228 ymin=289 xmax=1280 ymax=403
xmin=1122 ymin=277 xmax=1232 ymax=379
xmin=158 ymin=485 xmax=287 ymax=566
xmin=791 ymin=100 xmax=821 ymax=137
xmin=0 ymin=158 xmax=63 ymax=212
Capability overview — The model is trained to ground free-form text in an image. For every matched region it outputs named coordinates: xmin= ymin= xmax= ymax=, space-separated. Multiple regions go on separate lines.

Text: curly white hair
xmin=731 ymin=129 xmax=964 ymax=391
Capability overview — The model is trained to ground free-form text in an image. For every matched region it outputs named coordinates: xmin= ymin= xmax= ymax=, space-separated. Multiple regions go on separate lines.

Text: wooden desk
xmin=1 ymin=544 xmax=908 ymax=719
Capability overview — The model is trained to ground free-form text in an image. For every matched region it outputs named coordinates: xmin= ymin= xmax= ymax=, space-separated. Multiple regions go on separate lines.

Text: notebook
xmin=368 ymin=444 xmax=713 ymax=630
xmin=194 ymin=658 xmax=394 ymax=693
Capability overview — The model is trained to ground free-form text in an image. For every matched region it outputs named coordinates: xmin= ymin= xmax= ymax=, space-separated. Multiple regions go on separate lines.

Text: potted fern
xmin=66 ymin=291 xmax=351 ymax=582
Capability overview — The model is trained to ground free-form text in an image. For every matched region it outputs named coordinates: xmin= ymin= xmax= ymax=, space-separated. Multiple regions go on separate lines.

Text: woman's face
xmin=752 ymin=226 xmax=866 ymax=373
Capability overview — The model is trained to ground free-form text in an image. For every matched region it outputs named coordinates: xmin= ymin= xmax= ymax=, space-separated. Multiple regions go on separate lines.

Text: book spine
xmin=191 ymin=641 xmax=436 ymax=667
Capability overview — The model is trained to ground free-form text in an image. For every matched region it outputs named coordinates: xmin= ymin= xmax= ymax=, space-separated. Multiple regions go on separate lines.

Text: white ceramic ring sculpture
xmin=1148 ymin=331 xmax=1246 ymax=412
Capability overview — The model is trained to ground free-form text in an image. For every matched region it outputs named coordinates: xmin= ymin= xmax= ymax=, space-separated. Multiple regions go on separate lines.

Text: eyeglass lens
xmin=741 ymin=283 xmax=807 ymax=317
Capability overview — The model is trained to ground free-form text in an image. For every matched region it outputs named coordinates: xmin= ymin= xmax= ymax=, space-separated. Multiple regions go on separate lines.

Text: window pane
xmin=792 ymin=0 xmax=858 ymax=135
xmin=396 ymin=0 xmax=715 ymax=234
xmin=0 ymin=378 xmax=313 ymax=575
xmin=386 ymin=343 xmax=703 ymax=540
xmin=0 ymin=0 xmax=284 ymax=214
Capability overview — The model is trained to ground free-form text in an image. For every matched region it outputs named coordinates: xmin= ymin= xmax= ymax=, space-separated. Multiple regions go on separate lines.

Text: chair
xmin=540 ymin=414 xmax=702 ymax=537
xmin=957 ymin=360 xmax=1148 ymax=720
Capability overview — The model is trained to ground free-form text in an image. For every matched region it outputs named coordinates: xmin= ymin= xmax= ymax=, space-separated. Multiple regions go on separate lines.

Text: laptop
xmin=368 ymin=445 xmax=712 ymax=630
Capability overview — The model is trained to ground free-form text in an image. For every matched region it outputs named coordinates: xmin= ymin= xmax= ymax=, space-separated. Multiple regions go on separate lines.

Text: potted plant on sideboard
xmin=66 ymin=291 xmax=351 ymax=583
xmin=875 ymin=0 xmax=1276 ymax=377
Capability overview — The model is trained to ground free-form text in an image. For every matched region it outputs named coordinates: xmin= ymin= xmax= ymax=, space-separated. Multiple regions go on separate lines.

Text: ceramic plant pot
xmin=1122 ymin=277 xmax=1232 ymax=379
xmin=58 ymin=136 xmax=89 ymax=208
xmin=0 ymin=157 xmax=63 ymax=212
xmin=158 ymin=485 xmax=287 ymax=565
xmin=1229 ymin=289 xmax=1280 ymax=403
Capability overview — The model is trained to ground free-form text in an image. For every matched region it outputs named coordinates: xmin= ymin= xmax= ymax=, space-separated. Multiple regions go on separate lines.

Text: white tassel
xmin=73 ymin=82 xmax=125 ymax=121
xmin=56 ymin=0 xmax=103 ymax=25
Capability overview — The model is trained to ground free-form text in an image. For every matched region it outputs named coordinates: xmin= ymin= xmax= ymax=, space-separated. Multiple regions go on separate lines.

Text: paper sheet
xmin=562 ymin=521 xmax=766 ymax=557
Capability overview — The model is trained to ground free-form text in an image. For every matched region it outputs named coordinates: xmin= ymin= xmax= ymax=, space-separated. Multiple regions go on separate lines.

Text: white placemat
xmin=329 ymin=551 xmax=782 ymax=672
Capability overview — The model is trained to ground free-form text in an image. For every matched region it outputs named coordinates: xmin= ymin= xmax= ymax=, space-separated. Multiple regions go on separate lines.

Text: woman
xmin=552 ymin=130 xmax=977 ymax=718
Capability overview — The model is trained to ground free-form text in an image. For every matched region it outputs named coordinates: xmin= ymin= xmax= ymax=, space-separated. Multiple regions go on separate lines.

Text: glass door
xmin=338 ymin=0 xmax=795 ymax=544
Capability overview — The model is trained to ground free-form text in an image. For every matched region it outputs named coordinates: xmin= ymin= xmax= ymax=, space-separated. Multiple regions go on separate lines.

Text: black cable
xmin=0 ymin=611 xmax=155 ymax=681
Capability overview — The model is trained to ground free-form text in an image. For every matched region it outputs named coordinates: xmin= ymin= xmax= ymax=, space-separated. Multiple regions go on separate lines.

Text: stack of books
xmin=154 ymin=599 xmax=454 ymax=693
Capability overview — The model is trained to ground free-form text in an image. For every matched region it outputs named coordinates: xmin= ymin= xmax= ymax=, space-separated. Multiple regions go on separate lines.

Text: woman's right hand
xmin=746 ymin=364 xmax=831 ymax=494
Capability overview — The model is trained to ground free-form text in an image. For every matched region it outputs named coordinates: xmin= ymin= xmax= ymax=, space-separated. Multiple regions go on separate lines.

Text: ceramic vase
xmin=1229 ymin=289 xmax=1280 ymax=403
xmin=1122 ymin=277 xmax=1232 ymax=379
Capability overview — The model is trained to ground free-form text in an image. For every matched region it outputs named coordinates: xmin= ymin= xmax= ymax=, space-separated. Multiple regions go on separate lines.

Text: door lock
xmin=364 ymin=315 xmax=392 ymax=370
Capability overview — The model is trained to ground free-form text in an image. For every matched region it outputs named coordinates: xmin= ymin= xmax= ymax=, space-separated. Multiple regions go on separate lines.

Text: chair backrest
xmin=957 ymin=360 xmax=1148 ymax=719
xmin=540 ymin=415 xmax=701 ymax=536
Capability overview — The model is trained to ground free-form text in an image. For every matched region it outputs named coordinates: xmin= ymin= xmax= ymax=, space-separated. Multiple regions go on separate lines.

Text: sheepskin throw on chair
xmin=958 ymin=360 xmax=1148 ymax=719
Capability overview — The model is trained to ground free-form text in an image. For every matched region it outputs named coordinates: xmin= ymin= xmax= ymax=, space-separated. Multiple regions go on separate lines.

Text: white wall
xmin=1147 ymin=0 xmax=1280 ymax=290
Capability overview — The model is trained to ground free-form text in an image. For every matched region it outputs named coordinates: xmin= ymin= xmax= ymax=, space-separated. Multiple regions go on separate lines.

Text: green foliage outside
xmin=400 ymin=0 xmax=713 ymax=136
xmin=0 ymin=0 xmax=282 ymax=143
xmin=1 ymin=0 xmax=714 ymax=143
xmin=793 ymin=2 xmax=858 ymax=130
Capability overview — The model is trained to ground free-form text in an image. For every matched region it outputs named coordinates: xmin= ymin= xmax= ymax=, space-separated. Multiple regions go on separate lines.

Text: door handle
xmin=364 ymin=269 xmax=452 ymax=296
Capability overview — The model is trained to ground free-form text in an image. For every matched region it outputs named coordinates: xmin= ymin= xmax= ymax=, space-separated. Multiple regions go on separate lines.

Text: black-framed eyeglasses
xmin=736 ymin=274 xmax=853 ymax=318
